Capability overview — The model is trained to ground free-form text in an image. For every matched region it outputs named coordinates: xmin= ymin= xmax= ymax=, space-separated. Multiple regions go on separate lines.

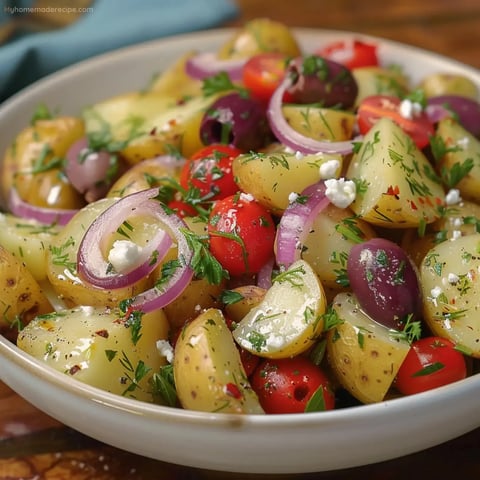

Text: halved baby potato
xmin=327 ymin=292 xmax=411 ymax=404
xmin=173 ymin=308 xmax=264 ymax=414
xmin=232 ymin=259 xmax=326 ymax=358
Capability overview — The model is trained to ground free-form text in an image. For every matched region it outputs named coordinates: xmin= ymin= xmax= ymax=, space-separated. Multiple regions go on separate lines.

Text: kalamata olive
xmin=347 ymin=237 xmax=422 ymax=330
xmin=287 ymin=56 xmax=358 ymax=109
xmin=200 ymin=92 xmax=271 ymax=151
xmin=427 ymin=95 xmax=480 ymax=137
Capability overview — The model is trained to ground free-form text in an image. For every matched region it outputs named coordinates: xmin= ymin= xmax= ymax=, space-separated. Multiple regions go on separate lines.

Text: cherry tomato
xmin=179 ymin=144 xmax=242 ymax=201
xmin=395 ymin=336 xmax=467 ymax=395
xmin=242 ymin=52 xmax=294 ymax=104
xmin=251 ymin=357 xmax=335 ymax=414
xmin=208 ymin=194 xmax=276 ymax=276
xmin=317 ymin=39 xmax=379 ymax=70
xmin=167 ymin=199 xmax=197 ymax=218
xmin=357 ymin=94 xmax=435 ymax=149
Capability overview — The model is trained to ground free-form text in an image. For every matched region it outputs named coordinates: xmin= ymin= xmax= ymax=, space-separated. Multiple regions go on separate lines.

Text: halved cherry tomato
xmin=357 ymin=94 xmax=435 ymax=149
xmin=208 ymin=194 xmax=276 ymax=276
xmin=242 ymin=52 xmax=294 ymax=104
xmin=395 ymin=336 xmax=467 ymax=395
xmin=251 ymin=356 xmax=335 ymax=414
xmin=317 ymin=39 xmax=379 ymax=70
xmin=179 ymin=144 xmax=242 ymax=202
xmin=167 ymin=199 xmax=197 ymax=218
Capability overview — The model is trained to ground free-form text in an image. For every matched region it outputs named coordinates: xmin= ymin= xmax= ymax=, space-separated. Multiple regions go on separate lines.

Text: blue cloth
xmin=0 ymin=0 xmax=239 ymax=101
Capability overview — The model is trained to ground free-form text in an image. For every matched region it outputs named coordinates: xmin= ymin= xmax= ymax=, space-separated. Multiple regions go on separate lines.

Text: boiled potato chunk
xmin=173 ymin=308 xmax=264 ymax=414
xmin=435 ymin=118 xmax=480 ymax=203
xmin=224 ymin=285 xmax=266 ymax=324
xmin=419 ymin=73 xmax=479 ymax=99
xmin=282 ymin=105 xmax=356 ymax=141
xmin=83 ymin=92 xmax=217 ymax=164
xmin=17 ymin=306 xmax=169 ymax=402
xmin=233 ymin=151 xmax=342 ymax=215
xmin=302 ymin=204 xmax=377 ymax=290
xmin=0 ymin=213 xmax=61 ymax=281
xmin=0 ymin=245 xmax=52 ymax=333
xmin=217 ymin=18 xmax=301 ymax=59
xmin=347 ymin=117 xmax=445 ymax=228
xmin=1 ymin=116 xmax=85 ymax=208
xmin=420 ymin=233 xmax=480 ymax=357
xmin=233 ymin=259 xmax=326 ymax=358
xmin=353 ymin=66 xmax=409 ymax=106
xmin=327 ymin=292 xmax=411 ymax=404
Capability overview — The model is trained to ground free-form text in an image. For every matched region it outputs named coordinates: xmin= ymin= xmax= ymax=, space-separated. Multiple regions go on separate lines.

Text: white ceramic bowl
xmin=0 ymin=28 xmax=480 ymax=475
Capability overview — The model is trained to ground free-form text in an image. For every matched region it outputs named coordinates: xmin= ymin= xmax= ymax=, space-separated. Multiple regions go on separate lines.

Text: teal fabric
xmin=0 ymin=0 xmax=239 ymax=101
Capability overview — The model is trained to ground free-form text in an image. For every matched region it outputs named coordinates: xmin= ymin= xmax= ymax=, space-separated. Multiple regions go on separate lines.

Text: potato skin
xmin=0 ymin=213 xmax=61 ymax=282
xmin=17 ymin=306 xmax=169 ymax=402
xmin=173 ymin=308 xmax=264 ymax=414
xmin=1 ymin=116 xmax=85 ymax=208
xmin=327 ymin=292 xmax=410 ymax=404
xmin=0 ymin=245 xmax=52 ymax=336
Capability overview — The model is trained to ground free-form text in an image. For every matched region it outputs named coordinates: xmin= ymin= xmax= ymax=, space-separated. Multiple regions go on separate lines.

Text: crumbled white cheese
xmin=288 ymin=192 xmax=299 ymax=204
xmin=447 ymin=272 xmax=459 ymax=284
xmin=457 ymin=136 xmax=470 ymax=149
xmin=399 ymin=99 xmax=423 ymax=119
xmin=216 ymin=107 xmax=234 ymax=124
xmin=451 ymin=230 xmax=462 ymax=241
xmin=156 ymin=339 xmax=174 ymax=363
xmin=431 ymin=286 xmax=442 ymax=297
xmin=324 ymin=177 xmax=356 ymax=208
xmin=107 ymin=240 xmax=143 ymax=273
xmin=295 ymin=151 xmax=305 ymax=160
xmin=450 ymin=217 xmax=463 ymax=228
xmin=319 ymin=159 xmax=340 ymax=179
xmin=445 ymin=188 xmax=462 ymax=206
xmin=240 ymin=192 xmax=254 ymax=202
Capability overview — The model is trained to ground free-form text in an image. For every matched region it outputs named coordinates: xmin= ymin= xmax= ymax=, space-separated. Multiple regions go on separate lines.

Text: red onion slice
xmin=77 ymin=188 xmax=194 ymax=313
xmin=267 ymin=75 xmax=355 ymax=155
xmin=275 ymin=181 xmax=330 ymax=268
xmin=8 ymin=187 xmax=79 ymax=226
xmin=185 ymin=52 xmax=246 ymax=81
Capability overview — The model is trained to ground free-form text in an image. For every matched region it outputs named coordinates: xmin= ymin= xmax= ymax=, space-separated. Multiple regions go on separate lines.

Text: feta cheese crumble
xmin=107 ymin=240 xmax=143 ymax=273
xmin=324 ymin=177 xmax=356 ymax=208
xmin=399 ymin=98 xmax=422 ymax=119
xmin=156 ymin=339 xmax=174 ymax=363
xmin=445 ymin=188 xmax=462 ymax=206
xmin=319 ymin=159 xmax=340 ymax=179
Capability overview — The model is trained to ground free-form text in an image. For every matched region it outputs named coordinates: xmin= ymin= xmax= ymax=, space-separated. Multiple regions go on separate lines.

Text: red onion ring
xmin=275 ymin=181 xmax=330 ymax=268
xmin=425 ymin=104 xmax=451 ymax=124
xmin=185 ymin=52 xmax=246 ymax=81
xmin=77 ymin=188 xmax=194 ymax=313
xmin=267 ymin=75 xmax=355 ymax=155
xmin=8 ymin=187 xmax=79 ymax=226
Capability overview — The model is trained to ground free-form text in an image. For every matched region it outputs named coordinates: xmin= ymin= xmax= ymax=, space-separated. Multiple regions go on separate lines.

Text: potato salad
xmin=1 ymin=18 xmax=480 ymax=415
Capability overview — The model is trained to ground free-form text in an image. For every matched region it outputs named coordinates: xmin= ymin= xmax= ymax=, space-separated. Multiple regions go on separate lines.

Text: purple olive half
xmin=200 ymin=92 xmax=271 ymax=151
xmin=347 ymin=237 xmax=422 ymax=330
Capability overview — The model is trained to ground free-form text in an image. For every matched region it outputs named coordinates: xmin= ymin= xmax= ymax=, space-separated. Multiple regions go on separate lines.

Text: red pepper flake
xmin=69 ymin=365 xmax=81 ymax=375
xmin=149 ymin=126 xmax=157 ymax=135
xmin=409 ymin=200 xmax=418 ymax=210
xmin=386 ymin=185 xmax=400 ymax=197
xmin=225 ymin=382 xmax=243 ymax=399
xmin=95 ymin=329 xmax=109 ymax=338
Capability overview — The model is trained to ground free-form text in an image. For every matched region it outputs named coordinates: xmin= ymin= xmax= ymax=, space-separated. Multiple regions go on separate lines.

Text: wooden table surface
xmin=1 ymin=0 xmax=480 ymax=478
